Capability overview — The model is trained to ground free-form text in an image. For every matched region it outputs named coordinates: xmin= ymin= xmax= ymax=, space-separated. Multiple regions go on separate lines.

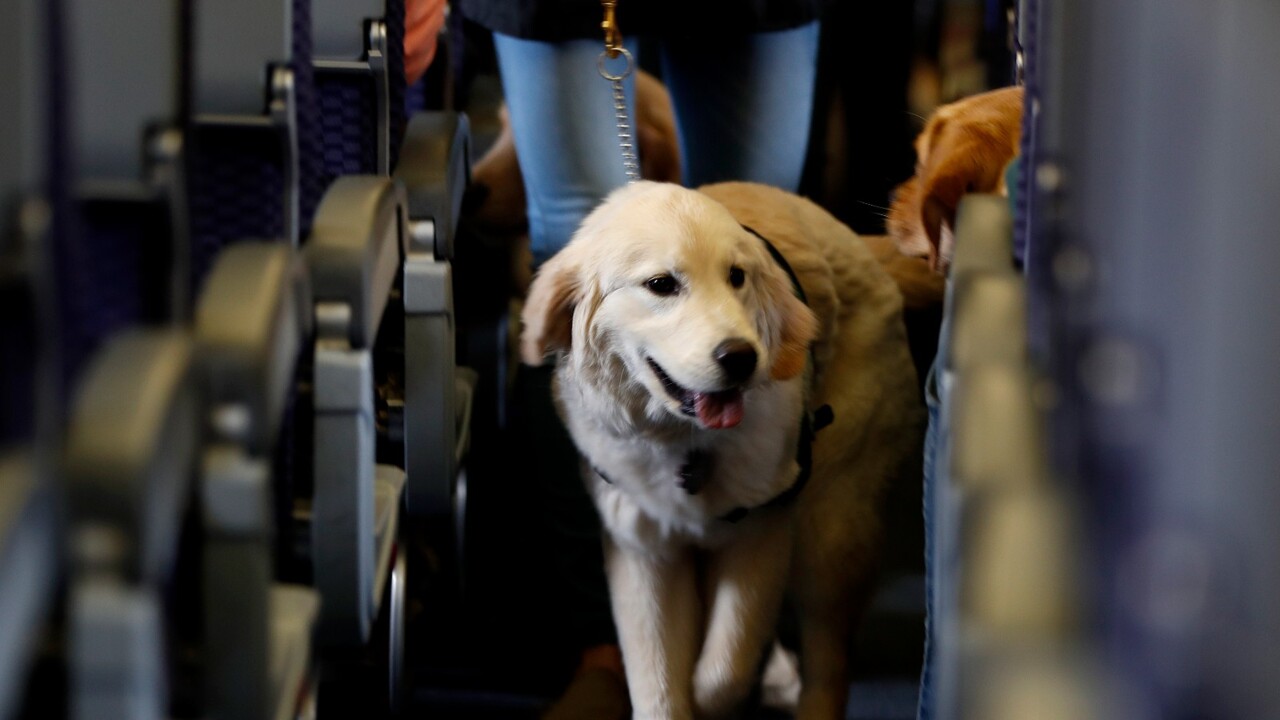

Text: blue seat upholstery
xmin=189 ymin=0 xmax=326 ymax=269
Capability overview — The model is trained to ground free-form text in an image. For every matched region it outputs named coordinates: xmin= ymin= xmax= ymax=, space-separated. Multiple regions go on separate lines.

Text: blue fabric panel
xmin=293 ymin=0 xmax=326 ymax=237
xmin=405 ymin=76 xmax=427 ymax=116
xmin=316 ymin=72 xmax=379 ymax=183
xmin=1016 ymin=0 xmax=1053 ymax=360
xmin=0 ymin=280 xmax=36 ymax=446
xmin=186 ymin=126 xmax=286 ymax=295
xmin=385 ymin=0 xmax=408 ymax=168
xmin=1013 ymin=0 xmax=1037 ymax=265
xmin=186 ymin=0 xmax=322 ymax=288
xmin=57 ymin=203 xmax=168 ymax=393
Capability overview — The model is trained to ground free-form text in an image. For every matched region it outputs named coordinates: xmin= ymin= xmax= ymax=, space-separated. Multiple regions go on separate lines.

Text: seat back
xmin=58 ymin=0 xmax=188 ymax=393
xmin=312 ymin=0 xmax=408 ymax=179
xmin=189 ymin=0 xmax=326 ymax=273
xmin=1033 ymin=1 xmax=1280 ymax=717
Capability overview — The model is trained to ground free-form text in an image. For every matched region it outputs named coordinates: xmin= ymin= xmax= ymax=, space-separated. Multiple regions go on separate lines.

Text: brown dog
xmin=887 ymin=86 xmax=1024 ymax=272
xmin=521 ymin=181 xmax=923 ymax=719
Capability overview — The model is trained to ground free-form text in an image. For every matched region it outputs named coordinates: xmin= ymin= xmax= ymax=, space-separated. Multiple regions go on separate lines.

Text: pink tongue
xmin=694 ymin=389 xmax=745 ymax=429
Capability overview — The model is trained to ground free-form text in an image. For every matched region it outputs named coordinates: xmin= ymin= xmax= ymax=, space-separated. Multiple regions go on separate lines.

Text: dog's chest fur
xmin=560 ymin=369 xmax=808 ymax=553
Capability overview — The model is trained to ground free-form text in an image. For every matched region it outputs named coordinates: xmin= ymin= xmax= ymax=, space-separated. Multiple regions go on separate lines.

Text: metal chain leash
xmin=599 ymin=1 xmax=640 ymax=182
xmin=598 ymin=50 xmax=640 ymax=182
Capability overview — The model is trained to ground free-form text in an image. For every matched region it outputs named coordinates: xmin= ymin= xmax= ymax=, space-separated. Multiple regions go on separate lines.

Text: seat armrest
xmin=951 ymin=194 xmax=1015 ymax=279
xmin=196 ymin=242 xmax=311 ymax=456
xmin=395 ymin=112 xmax=470 ymax=259
xmin=65 ymin=330 xmax=198 ymax=581
xmin=306 ymin=177 xmax=409 ymax=645
xmin=949 ymin=275 xmax=1028 ymax=372
xmin=306 ymin=176 xmax=409 ymax=349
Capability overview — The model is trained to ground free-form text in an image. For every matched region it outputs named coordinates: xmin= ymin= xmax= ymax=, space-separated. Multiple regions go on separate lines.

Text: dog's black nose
xmin=714 ymin=339 xmax=758 ymax=384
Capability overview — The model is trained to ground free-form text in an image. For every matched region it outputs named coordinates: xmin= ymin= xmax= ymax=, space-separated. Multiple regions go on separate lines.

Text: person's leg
xmin=660 ymin=21 xmax=820 ymax=191
xmin=492 ymin=34 xmax=633 ymax=717
xmin=492 ymin=33 xmax=637 ymax=265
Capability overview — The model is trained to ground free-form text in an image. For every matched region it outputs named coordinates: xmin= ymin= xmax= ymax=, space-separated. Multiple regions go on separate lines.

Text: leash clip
xmin=601 ymin=0 xmax=623 ymax=58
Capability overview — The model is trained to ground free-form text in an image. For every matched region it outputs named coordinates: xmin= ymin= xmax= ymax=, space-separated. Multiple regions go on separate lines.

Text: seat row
xmin=0 ymin=0 xmax=474 ymax=717
xmin=925 ymin=0 xmax=1280 ymax=717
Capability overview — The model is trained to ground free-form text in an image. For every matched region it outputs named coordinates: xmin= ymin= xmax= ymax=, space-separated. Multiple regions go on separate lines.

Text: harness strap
xmin=719 ymin=225 xmax=832 ymax=523
xmin=741 ymin=224 xmax=808 ymax=305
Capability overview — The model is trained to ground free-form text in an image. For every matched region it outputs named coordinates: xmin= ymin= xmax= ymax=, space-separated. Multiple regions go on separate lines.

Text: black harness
xmin=718 ymin=225 xmax=832 ymax=522
xmin=592 ymin=225 xmax=834 ymax=523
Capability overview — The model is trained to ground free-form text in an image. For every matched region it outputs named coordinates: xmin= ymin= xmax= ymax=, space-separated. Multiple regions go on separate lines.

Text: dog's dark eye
xmin=645 ymin=274 xmax=679 ymax=296
xmin=729 ymin=266 xmax=745 ymax=288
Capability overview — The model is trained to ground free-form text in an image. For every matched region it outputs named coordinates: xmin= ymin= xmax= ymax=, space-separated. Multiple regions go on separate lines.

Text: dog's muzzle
xmin=646 ymin=357 xmax=746 ymax=430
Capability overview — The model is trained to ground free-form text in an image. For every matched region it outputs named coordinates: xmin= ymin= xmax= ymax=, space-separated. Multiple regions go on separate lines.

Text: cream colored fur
xmin=521 ymin=181 xmax=923 ymax=720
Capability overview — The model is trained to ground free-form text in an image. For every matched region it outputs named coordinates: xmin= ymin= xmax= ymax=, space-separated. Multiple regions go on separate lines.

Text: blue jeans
xmin=493 ymin=23 xmax=820 ymax=265
xmin=920 ymin=285 xmax=961 ymax=720
xmin=919 ymin=358 xmax=941 ymax=720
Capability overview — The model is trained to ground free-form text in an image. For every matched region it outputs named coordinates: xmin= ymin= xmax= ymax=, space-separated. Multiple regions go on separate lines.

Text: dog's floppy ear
xmin=762 ymin=268 xmax=818 ymax=381
xmin=921 ymin=183 xmax=958 ymax=271
xmin=887 ymin=177 xmax=934 ymax=261
xmin=921 ymin=151 xmax=1006 ymax=271
xmin=520 ymin=252 xmax=581 ymax=365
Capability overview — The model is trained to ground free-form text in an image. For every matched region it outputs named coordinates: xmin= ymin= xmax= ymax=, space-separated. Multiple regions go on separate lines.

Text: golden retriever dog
xmin=521 ymin=181 xmax=923 ymax=719
xmin=887 ymin=86 xmax=1024 ymax=272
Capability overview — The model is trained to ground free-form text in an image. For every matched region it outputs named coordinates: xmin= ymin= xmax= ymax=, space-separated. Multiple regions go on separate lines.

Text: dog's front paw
xmin=692 ymin=660 xmax=754 ymax=719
